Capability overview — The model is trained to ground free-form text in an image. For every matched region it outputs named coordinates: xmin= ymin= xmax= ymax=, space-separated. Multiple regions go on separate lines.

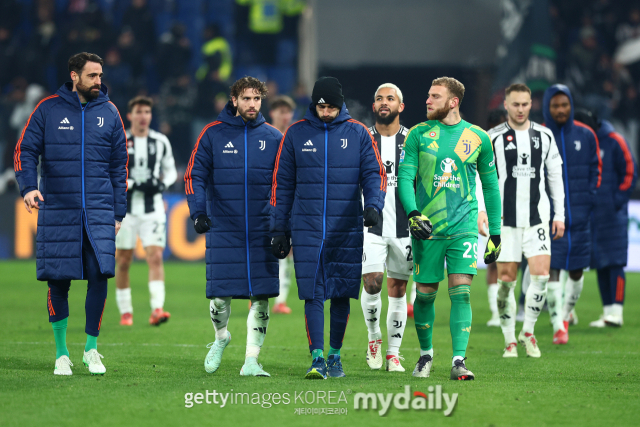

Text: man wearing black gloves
xmin=185 ymin=77 xmax=283 ymax=376
xmin=115 ymin=96 xmax=177 ymax=327
xmin=270 ymin=77 xmax=386 ymax=379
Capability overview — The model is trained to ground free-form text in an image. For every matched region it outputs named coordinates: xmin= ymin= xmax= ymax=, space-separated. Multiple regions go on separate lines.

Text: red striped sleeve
xmin=574 ymin=120 xmax=602 ymax=188
xmin=14 ymin=94 xmax=59 ymax=172
xmin=184 ymin=121 xmax=220 ymax=195
xmin=348 ymin=119 xmax=387 ymax=191
xmin=609 ymin=132 xmax=635 ymax=191
xmin=109 ymin=101 xmax=129 ymax=191
xmin=271 ymin=120 xmax=306 ymax=206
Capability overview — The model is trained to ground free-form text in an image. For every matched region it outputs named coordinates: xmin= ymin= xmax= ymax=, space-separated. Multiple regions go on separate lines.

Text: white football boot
xmin=518 ymin=331 xmax=541 ymax=358
xmin=412 ymin=354 xmax=433 ymax=378
xmin=385 ymin=354 xmax=405 ymax=372
xmin=83 ymin=349 xmax=106 ymax=375
xmin=366 ymin=339 xmax=383 ymax=369
xmin=54 ymin=355 xmax=73 ymax=376
xmin=204 ymin=331 xmax=231 ymax=373
xmin=589 ymin=314 xmax=606 ymax=328
xmin=503 ymin=342 xmax=518 ymax=358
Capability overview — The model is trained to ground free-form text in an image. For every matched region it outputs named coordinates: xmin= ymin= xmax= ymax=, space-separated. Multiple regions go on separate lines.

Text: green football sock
xmin=52 ymin=318 xmax=69 ymax=359
xmin=85 ymin=334 xmax=98 ymax=352
xmin=414 ymin=290 xmax=437 ymax=351
xmin=328 ymin=347 xmax=340 ymax=357
xmin=311 ymin=349 xmax=323 ymax=359
xmin=449 ymin=285 xmax=472 ymax=358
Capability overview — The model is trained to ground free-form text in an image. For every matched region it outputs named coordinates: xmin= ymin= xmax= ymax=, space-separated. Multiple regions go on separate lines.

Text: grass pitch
xmin=0 ymin=260 xmax=638 ymax=426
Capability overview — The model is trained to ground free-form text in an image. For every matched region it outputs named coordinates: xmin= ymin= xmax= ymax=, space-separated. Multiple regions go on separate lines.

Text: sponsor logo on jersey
xmin=532 ymin=136 xmax=540 ymax=149
xmin=399 ymin=149 xmax=405 ymax=163
xmin=58 ymin=117 xmax=73 ymax=130
xmin=427 ymin=141 xmax=439 ymax=150
xmin=505 ymin=142 xmax=516 ymax=150
xmin=433 ymin=158 xmax=461 ymax=192
xmin=469 ymin=261 xmax=477 ymax=268
xmin=574 ymin=140 xmax=581 ymax=151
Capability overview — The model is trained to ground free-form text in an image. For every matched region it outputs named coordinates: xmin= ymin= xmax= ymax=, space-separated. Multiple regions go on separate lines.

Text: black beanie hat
xmin=312 ymin=77 xmax=344 ymax=108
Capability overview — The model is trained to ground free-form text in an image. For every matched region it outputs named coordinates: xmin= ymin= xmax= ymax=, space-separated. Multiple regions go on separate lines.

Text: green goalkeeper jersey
xmin=398 ymin=119 xmax=501 ymax=239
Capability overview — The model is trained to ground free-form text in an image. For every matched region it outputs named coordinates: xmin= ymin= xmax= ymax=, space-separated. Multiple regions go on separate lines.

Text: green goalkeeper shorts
xmin=412 ymin=234 xmax=478 ymax=284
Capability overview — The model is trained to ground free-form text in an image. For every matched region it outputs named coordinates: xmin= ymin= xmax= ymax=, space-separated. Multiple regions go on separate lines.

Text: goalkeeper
xmin=397 ymin=77 xmax=501 ymax=380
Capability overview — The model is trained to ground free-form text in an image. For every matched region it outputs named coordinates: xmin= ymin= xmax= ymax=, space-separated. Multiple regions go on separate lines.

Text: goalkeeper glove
xmin=271 ymin=235 xmax=291 ymax=259
xmin=194 ymin=214 xmax=212 ymax=234
xmin=483 ymin=235 xmax=501 ymax=264
xmin=407 ymin=210 xmax=432 ymax=240
xmin=363 ymin=207 xmax=379 ymax=227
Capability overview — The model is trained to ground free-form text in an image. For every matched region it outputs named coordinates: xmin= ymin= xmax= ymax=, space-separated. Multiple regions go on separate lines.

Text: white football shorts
xmin=116 ymin=211 xmax=167 ymax=250
xmin=498 ymin=224 xmax=551 ymax=263
xmin=362 ymin=232 xmax=412 ymax=280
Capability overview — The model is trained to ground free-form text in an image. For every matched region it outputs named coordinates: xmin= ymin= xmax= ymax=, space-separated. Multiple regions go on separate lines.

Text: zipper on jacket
xmin=76 ymin=94 xmax=104 ymax=274
xmin=560 ymin=129 xmax=572 ymax=270
xmin=322 ymin=123 xmax=328 ymax=301
xmin=244 ymin=124 xmax=253 ymax=295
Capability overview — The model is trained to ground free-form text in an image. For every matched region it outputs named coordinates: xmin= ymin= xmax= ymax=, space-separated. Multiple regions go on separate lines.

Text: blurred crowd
xmin=0 ymin=0 xmax=307 ymax=194
xmin=2 ymin=0 xmax=639 ymax=195
xmin=551 ymin=0 xmax=640 ymax=160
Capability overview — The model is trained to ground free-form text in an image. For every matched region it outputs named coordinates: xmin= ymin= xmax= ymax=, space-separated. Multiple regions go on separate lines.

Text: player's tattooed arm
xmin=363 ymin=272 xmax=384 ymax=294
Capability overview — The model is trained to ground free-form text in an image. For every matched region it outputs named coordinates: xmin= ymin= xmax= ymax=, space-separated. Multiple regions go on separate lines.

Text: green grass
xmin=0 ymin=260 xmax=638 ymax=426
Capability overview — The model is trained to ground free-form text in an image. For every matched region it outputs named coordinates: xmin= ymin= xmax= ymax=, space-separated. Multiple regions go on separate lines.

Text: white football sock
xmin=246 ymin=298 xmax=270 ymax=358
xmin=522 ymin=275 xmax=549 ymax=334
xmin=386 ymin=296 xmax=407 ymax=356
xmin=116 ymin=287 xmax=133 ymax=315
xmin=275 ymin=258 xmax=292 ymax=304
xmin=420 ymin=348 xmax=433 ymax=357
xmin=562 ymin=274 xmax=584 ymax=322
xmin=487 ymin=283 xmax=499 ymax=318
xmin=210 ymin=297 xmax=232 ymax=341
xmin=148 ymin=280 xmax=165 ymax=310
xmin=610 ymin=303 xmax=623 ymax=318
xmin=521 ymin=265 xmax=531 ymax=295
xmin=452 ymin=355 xmax=464 ymax=366
xmin=361 ymin=288 xmax=382 ymax=341
xmin=547 ymin=280 xmax=565 ymax=332
xmin=410 ymin=282 xmax=417 ymax=305
xmin=497 ymin=279 xmax=517 ymax=345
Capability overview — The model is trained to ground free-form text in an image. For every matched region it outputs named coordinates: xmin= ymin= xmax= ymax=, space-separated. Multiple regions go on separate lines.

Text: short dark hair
xmin=230 ymin=76 xmax=268 ymax=100
xmin=431 ymin=76 xmax=465 ymax=105
xmin=128 ymin=96 xmax=153 ymax=112
xmin=269 ymin=95 xmax=296 ymax=111
xmin=505 ymin=83 xmax=531 ymax=97
xmin=68 ymin=52 xmax=104 ymax=76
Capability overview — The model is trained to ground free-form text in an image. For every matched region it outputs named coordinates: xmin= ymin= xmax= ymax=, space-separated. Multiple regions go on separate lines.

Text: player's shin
xmin=246 ymin=298 xmax=269 ymax=358
xmin=414 ymin=290 xmax=437 ymax=355
xmin=149 ymin=280 xmax=165 ymax=311
xmin=562 ymin=274 xmax=584 ymax=322
xmin=497 ymin=280 xmax=517 ymax=344
xmin=547 ymin=280 xmax=564 ymax=332
xmin=387 ymin=295 xmax=407 ymax=356
xmin=116 ymin=288 xmax=133 ymax=315
xmin=210 ymin=297 xmax=232 ymax=340
xmin=449 ymin=285 xmax=472 ymax=360
xmin=361 ymin=287 xmax=382 ymax=341
xmin=522 ymin=275 xmax=549 ymax=333
xmin=275 ymin=258 xmax=292 ymax=304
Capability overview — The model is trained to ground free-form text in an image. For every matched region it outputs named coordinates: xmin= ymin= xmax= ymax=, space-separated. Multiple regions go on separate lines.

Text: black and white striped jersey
xmin=367 ymin=125 xmax=410 ymax=238
xmin=126 ymin=128 xmax=178 ymax=216
xmin=486 ymin=121 xmax=565 ymax=227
